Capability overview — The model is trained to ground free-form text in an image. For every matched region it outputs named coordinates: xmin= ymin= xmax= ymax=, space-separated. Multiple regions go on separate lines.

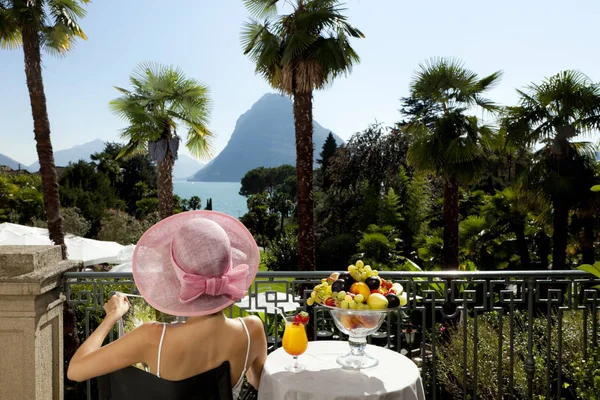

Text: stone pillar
xmin=0 ymin=246 xmax=80 ymax=400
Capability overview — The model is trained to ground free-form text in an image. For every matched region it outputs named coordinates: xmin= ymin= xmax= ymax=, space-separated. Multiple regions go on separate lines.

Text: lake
xmin=173 ymin=181 xmax=247 ymax=217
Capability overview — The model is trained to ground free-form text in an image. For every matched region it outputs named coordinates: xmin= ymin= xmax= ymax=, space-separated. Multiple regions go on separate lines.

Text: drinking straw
xmin=276 ymin=307 xmax=288 ymax=323
xmin=116 ymin=292 xmax=144 ymax=298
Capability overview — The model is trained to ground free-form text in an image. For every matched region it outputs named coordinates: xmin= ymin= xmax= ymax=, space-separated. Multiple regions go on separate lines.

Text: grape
xmin=356 ymin=303 xmax=365 ymax=310
xmin=344 ymin=295 xmax=353 ymax=303
xmin=337 ymin=291 xmax=346 ymax=301
xmin=332 ymin=291 xmax=338 ymax=299
xmin=311 ymin=291 xmax=316 ymax=299
xmin=399 ymin=292 xmax=408 ymax=306
xmin=340 ymin=300 xmax=349 ymax=309
xmin=364 ymin=265 xmax=372 ymax=273
xmin=363 ymin=304 xmax=370 ymax=310
xmin=356 ymin=260 xmax=364 ymax=269
xmin=354 ymin=294 xmax=365 ymax=303
xmin=349 ymin=301 xmax=358 ymax=310
xmin=348 ymin=265 xmax=357 ymax=273
xmin=307 ymin=298 xmax=315 ymax=306
xmin=361 ymin=272 xmax=368 ymax=281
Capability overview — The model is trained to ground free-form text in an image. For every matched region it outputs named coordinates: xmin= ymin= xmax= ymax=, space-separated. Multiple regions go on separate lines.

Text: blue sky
xmin=1 ymin=0 xmax=599 ymax=165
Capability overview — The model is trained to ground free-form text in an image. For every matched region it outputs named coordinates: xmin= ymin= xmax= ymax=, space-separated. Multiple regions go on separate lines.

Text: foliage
xmin=0 ymin=174 xmax=44 ymax=224
xmin=60 ymin=207 xmax=91 ymax=236
xmin=97 ymin=209 xmax=145 ymax=245
xmin=240 ymin=193 xmax=279 ymax=246
xmin=205 ymin=198 xmax=213 ymax=210
xmin=577 ymin=262 xmax=600 ymax=289
xmin=0 ymin=0 xmax=89 ymax=54
xmin=263 ymin=228 xmax=299 ymax=272
xmin=240 ymin=165 xmax=296 ymax=197
xmin=356 ymin=224 xmax=401 ymax=266
xmin=436 ymin=310 xmax=600 ymax=399
xmin=328 ymin=124 xmax=410 ymax=193
xmin=241 ymin=0 xmax=364 ymax=96
xmin=502 ymin=70 xmax=600 ymax=269
xmin=317 ymin=132 xmax=338 ymax=190
xmin=59 ymin=161 xmax=123 ymax=236
xmin=570 ymin=345 xmax=600 ymax=399
xmin=135 ymin=197 xmax=158 ymax=219
xmin=188 ymin=195 xmax=201 ymax=210
xmin=91 ymin=142 xmax=157 ymax=215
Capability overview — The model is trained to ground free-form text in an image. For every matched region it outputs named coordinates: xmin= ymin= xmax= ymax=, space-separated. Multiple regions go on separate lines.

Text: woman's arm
xmin=244 ymin=315 xmax=267 ymax=389
xmin=67 ymin=293 xmax=153 ymax=382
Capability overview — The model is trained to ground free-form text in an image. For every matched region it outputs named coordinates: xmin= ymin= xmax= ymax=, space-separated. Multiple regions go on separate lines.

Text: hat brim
xmin=132 ymin=211 xmax=260 ymax=317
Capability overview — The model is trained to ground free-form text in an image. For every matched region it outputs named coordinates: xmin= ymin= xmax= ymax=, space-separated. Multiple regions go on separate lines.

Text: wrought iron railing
xmin=63 ymin=270 xmax=600 ymax=400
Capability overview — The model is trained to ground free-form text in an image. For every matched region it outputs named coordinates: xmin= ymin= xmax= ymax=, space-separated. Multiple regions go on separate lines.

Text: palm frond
xmin=110 ymin=62 xmax=213 ymax=159
xmin=241 ymin=0 xmax=363 ymax=94
xmin=243 ymin=0 xmax=280 ymax=19
xmin=0 ymin=7 xmax=22 ymax=49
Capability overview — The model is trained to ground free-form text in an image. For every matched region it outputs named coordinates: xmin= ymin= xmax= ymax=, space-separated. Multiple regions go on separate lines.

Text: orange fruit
xmin=350 ymin=282 xmax=371 ymax=299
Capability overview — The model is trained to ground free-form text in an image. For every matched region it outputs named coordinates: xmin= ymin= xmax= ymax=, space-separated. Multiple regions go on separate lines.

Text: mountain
xmin=28 ymin=139 xmax=106 ymax=171
xmin=25 ymin=138 xmax=204 ymax=178
xmin=173 ymin=154 xmax=204 ymax=180
xmin=0 ymin=153 xmax=25 ymax=170
xmin=190 ymin=93 xmax=343 ymax=182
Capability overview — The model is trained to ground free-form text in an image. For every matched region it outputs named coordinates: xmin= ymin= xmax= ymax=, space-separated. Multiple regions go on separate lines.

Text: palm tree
xmin=110 ymin=63 xmax=213 ymax=219
xmin=0 ymin=0 xmax=90 ymax=258
xmin=503 ymin=71 xmax=600 ymax=269
xmin=406 ymin=58 xmax=502 ymax=270
xmin=241 ymin=0 xmax=364 ymax=271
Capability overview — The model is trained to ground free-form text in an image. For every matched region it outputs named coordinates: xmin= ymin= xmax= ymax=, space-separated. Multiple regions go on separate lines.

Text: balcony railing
xmin=63 ymin=270 xmax=600 ymax=400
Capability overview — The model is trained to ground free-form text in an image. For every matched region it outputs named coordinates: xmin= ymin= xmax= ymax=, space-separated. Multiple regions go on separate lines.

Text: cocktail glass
xmin=282 ymin=315 xmax=308 ymax=372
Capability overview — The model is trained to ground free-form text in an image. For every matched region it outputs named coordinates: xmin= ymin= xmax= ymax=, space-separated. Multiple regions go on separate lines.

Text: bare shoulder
xmin=126 ymin=321 xmax=163 ymax=346
xmin=242 ymin=315 xmax=265 ymax=338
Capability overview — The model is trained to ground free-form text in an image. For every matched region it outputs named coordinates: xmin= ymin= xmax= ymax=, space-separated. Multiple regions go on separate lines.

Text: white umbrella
xmin=109 ymin=261 xmax=132 ymax=273
xmin=236 ymin=291 xmax=300 ymax=314
xmin=0 ymin=223 xmax=134 ymax=267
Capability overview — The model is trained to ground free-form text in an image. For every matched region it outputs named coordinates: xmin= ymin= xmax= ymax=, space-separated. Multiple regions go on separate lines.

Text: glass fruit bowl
xmin=321 ymin=304 xmax=399 ymax=369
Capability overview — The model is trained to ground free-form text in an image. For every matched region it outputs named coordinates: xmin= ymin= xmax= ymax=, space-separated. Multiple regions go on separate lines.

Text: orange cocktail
xmin=282 ymin=314 xmax=308 ymax=372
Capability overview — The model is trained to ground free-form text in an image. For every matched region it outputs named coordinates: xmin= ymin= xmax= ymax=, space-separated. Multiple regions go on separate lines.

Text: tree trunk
xmin=580 ymin=215 xmax=595 ymax=265
xmin=513 ymin=218 xmax=530 ymax=269
xmin=535 ymin=230 xmax=551 ymax=270
xmin=157 ymin=147 xmax=174 ymax=220
xmin=552 ymin=199 xmax=569 ymax=270
xmin=443 ymin=175 xmax=459 ymax=270
xmin=21 ymin=30 xmax=66 ymax=258
xmin=293 ymin=92 xmax=316 ymax=271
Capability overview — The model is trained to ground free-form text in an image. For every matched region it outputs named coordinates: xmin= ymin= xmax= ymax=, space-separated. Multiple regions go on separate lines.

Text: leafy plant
xmin=263 ymin=229 xmax=298 ymax=272
xmin=577 ymin=263 xmax=600 ymax=289
xmin=97 ymin=209 xmax=144 ymax=245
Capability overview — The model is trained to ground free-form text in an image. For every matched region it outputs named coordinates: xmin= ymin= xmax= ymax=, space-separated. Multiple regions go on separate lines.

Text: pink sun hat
xmin=132 ymin=211 xmax=260 ymax=317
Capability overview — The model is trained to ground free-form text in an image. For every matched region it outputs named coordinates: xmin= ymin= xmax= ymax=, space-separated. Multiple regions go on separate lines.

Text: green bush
xmin=436 ymin=309 xmax=600 ymax=399
xmin=263 ymin=229 xmax=298 ymax=271
xmin=97 ymin=209 xmax=145 ymax=245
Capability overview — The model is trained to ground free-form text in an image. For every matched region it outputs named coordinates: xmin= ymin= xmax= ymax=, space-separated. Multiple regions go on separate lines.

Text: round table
xmin=258 ymin=341 xmax=425 ymax=400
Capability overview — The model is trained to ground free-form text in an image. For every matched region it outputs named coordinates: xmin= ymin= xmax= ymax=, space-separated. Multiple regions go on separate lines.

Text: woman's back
xmin=144 ymin=316 xmax=258 ymax=386
xmin=98 ymin=314 xmax=265 ymax=400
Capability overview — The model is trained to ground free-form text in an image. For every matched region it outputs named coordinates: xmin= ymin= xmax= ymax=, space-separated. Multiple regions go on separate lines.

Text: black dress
xmin=97 ymin=361 xmax=234 ymax=400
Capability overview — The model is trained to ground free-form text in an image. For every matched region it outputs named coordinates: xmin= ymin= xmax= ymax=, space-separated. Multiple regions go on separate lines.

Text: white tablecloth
xmin=258 ymin=341 xmax=425 ymax=400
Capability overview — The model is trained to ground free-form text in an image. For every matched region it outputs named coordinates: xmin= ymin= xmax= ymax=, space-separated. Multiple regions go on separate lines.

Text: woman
xmin=68 ymin=211 xmax=267 ymax=400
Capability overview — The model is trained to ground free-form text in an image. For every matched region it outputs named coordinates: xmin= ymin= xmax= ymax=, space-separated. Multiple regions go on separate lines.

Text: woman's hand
xmin=104 ymin=293 xmax=130 ymax=321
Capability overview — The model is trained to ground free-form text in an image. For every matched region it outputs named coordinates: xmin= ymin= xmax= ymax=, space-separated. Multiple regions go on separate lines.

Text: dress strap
xmin=239 ymin=317 xmax=251 ymax=372
xmin=157 ymin=323 xmax=167 ymax=378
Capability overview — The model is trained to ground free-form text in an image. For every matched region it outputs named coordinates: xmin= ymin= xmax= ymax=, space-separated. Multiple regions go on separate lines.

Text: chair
xmin=97 ymin=362 xmax=234 ymax=400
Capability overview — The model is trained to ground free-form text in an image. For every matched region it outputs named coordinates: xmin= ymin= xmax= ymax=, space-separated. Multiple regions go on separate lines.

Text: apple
xmin=367 ymin=293 xmax=389 ymax=310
